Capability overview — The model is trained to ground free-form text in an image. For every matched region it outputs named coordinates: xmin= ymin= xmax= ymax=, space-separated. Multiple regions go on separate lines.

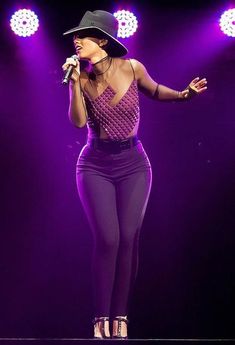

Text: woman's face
xmin=73 ymin=34 xmax=103 ymax=60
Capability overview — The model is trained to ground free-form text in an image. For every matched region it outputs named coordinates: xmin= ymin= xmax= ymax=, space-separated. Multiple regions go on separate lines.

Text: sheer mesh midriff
xmin=81 ymin=58 xmax=140 ymax=140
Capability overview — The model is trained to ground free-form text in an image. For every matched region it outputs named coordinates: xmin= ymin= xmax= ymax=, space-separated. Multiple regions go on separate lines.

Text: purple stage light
xmin=113 ymin=10 xmax=138 ymax=38
xmin=219 ymin=8 xmax=235 ymax=37
xmin=10 ymin=9 xmax=39 ymax=37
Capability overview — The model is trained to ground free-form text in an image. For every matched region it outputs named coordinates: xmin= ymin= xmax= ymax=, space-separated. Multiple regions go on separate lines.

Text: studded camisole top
xmin=81 ymin=58 xmax=140 ymax=141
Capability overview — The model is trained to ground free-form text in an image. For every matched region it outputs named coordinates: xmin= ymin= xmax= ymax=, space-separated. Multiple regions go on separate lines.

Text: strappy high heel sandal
xmin=112 ymin=316 xmax=129 ymax=339
xmin=93 ymin=316 xmax=110 ymax=339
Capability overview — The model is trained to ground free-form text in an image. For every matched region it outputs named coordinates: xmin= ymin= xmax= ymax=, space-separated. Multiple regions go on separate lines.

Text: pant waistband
xmin=88 ymin=136 xmax=139 ymax=154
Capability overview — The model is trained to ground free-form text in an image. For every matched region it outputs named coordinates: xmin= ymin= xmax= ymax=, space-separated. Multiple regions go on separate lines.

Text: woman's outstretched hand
xmin=180 ymin=77 xmax=207 ymax=100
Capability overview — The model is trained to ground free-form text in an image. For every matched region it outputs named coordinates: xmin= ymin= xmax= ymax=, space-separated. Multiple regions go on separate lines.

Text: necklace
xmin=93 ymin=55 xmax=109 ymax=66
xmin=92 ymin=57 xmax=113 ymax=76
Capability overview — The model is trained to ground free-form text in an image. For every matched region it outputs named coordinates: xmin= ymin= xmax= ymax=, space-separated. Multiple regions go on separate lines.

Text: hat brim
xmin=63 ymin=26 xmax=128 ymax=57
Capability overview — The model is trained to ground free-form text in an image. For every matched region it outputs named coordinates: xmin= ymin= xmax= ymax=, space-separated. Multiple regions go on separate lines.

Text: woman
xmin=62 ymin=10 xmax=207 ymax=339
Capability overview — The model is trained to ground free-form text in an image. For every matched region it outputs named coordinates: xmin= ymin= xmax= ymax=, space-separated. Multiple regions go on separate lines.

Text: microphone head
xmin=71 ymin=54 xmax=80 ymax=61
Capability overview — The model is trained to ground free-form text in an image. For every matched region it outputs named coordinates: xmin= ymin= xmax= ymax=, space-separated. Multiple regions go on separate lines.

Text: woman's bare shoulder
xmin=129 ymin=58 xmax=147 ymax=79
xmin=129 ymin=58 xmax=145 ymax=69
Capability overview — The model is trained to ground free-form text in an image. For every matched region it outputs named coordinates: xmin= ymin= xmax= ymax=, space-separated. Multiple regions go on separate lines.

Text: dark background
xmin=0 ymin=0 xmax=234 ymax=339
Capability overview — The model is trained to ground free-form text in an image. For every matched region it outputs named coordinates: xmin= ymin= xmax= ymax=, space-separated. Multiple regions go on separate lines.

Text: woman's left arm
xmin=131 ymin=59 xmax=207 ymax=101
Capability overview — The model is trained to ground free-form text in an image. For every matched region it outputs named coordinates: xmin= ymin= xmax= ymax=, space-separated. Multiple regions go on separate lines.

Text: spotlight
xmin=113 ymin=10 xmax=138 ymax=38
xmin=219 ymin=8 xmax=235 ymax=37
xmin=10 ymin=9 xmax=39 ymax=37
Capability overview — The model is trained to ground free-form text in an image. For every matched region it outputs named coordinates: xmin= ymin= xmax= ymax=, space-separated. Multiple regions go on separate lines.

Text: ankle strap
xmin=113 ymin=316 xmax=129 ymax=324
xmin=93 ymin=316 xmax=109 ymax=325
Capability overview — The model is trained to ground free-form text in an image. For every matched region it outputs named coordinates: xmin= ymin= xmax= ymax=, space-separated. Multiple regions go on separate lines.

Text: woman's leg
xmin=111 ymin=168 xmax=152 ymax=336
xmin=76 ymin=171 xmax=120 ymax=317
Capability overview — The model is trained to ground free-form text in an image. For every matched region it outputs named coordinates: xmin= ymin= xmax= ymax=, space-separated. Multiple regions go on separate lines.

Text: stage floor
xmin=0 ymin=338 xmax=234 ymax=344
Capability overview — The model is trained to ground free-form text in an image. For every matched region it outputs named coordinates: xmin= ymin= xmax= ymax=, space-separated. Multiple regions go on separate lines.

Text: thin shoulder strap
xmin=129 ymin=59 xmax=136 ymax=80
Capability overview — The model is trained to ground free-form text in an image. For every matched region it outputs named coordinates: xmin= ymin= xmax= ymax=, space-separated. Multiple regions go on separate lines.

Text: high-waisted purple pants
xmin=76 ymin=138 xmax=152 ymax=317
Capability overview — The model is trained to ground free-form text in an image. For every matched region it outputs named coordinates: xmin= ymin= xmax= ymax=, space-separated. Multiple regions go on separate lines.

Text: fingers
xmin=191 ymin=77 xmax=207 ymax=86
xmin=197 ymin=78 xmax=207 ymax=86
xmin=62 ymin=57 xmax=79 ymax=71
xmin=191 ymin=77 xmax=200 ymax=84
xmin=197 ymin=86 xmax=207 ymax=93
xmin=196 ymin=80 xmax=207 ymax=92
xmin=190 ymin=77 xmax=207 ymax=93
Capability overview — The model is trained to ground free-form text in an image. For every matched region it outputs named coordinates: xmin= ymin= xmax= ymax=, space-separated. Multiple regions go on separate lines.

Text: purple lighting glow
xmin=113 ymin=10 xmax=138 ymax=38
xmin=219 ymin=8 xmax=235 ymax=37
xmin=10 ymin=9 xmax=39 ymax=37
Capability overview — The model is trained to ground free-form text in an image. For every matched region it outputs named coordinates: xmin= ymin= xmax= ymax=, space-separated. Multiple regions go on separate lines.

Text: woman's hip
xmin=76 ymin=140 xmax=151 ymax=177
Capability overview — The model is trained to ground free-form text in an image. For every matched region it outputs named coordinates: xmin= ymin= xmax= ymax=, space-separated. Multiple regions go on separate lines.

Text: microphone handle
xmin=62 ymin=55 xmax=79 ymax=85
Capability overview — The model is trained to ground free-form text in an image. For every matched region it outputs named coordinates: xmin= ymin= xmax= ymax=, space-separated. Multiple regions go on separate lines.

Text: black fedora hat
xmin=63 ymin=10 xmax=128 ymax=57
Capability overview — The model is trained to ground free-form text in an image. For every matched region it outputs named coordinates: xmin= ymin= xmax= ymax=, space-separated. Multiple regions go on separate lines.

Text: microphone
xmin=62 ymin=55 xmax=80 ymax=85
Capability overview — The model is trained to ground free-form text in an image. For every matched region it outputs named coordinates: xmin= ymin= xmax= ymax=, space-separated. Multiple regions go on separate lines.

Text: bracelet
xmin=187 ymin=85 xmax=197 ymax=99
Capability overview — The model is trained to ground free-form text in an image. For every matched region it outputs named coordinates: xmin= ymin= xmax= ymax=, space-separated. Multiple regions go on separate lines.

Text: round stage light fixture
xmin=10 ymin=9 xmax=39 ymax=37
xmin=113 ymin=10 xmax=138 ymax=38
xmin=219 ymin=8 xmax=235 ymax=37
